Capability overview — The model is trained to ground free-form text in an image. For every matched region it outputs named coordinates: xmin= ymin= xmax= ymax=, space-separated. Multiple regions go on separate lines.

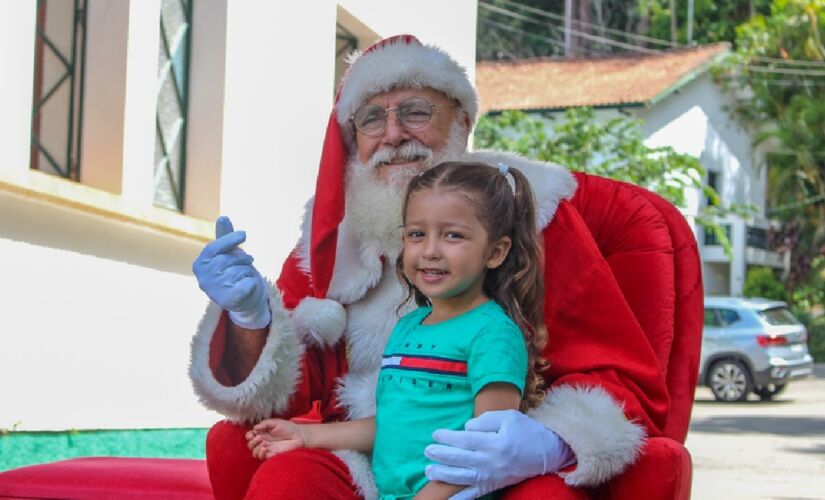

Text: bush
xmin=806 ymin=319 xmax=825 ymax=363
xmin=743 ymin=267 xmax=786 ymax=301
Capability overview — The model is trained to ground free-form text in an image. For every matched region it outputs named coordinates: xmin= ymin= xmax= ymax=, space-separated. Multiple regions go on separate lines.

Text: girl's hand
xmin=248 ymin=418 xmax=307 ymax=460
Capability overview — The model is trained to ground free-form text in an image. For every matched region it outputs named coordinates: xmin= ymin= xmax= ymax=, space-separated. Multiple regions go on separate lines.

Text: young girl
xmin=247 ymin=161 xmax=547 ymax=499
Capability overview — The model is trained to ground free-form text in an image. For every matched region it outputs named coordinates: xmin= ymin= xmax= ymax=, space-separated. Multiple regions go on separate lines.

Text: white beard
xmin=343 ymin=121 xmax=468 ymax=259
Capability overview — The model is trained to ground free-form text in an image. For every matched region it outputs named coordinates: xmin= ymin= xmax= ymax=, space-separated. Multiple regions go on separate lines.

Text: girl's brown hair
xmin=395 ymin=161 xmax=548 ymax=411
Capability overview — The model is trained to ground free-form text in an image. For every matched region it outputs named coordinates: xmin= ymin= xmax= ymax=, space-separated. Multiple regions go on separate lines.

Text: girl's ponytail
xmin=489 ymin=166 xmax=548 ymax=411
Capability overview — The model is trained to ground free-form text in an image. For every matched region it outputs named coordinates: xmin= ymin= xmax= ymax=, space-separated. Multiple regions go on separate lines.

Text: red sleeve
xmin=277 ymin=249 xmax=314 ymax=309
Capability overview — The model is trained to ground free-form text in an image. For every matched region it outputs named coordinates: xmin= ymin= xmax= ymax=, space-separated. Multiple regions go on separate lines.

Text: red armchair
xmin=571 ymin=172 xmax=702 ymax=500
xmin=0 ymin=173 xmax=701 ymax=499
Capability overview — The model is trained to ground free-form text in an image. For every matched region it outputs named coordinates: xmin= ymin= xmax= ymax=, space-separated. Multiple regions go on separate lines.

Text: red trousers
xmin=206 ymin=421 xmax=588 ymax=500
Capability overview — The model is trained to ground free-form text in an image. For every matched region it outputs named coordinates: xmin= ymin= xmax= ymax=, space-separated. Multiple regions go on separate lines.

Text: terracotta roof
xmin=476 ymin=43 xmax=730 ymax=113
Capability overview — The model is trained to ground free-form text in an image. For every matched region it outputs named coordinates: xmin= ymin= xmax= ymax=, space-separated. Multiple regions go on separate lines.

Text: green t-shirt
xmin=372 ymin=300 xmax=528 ymax=499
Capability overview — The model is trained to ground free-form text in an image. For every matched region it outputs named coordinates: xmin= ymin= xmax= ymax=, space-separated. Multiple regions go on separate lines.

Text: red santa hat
xmin=309 ymin=34 xmax=478 ymax=298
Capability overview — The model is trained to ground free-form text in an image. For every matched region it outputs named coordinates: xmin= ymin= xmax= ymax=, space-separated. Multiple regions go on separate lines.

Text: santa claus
xmin=190 ymin=35 xmax=670 ymax=500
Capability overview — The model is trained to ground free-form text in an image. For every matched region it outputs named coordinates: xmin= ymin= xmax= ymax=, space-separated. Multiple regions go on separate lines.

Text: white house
xmin=0 ymin=0 xmax=478 ymax=431
xmin=476 ymin=44 xmax=783 ymax=297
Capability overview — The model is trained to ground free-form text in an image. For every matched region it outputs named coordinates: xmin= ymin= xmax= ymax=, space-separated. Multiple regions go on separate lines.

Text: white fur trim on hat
xmin=189 ymin=280 xmax=304 ymax=423
xmin=528 ymin=385 xmax=646 ymax=486
xmin=336 ymin=39 xmax=478 ymax=126
xmin=291 ymin=297 xmax=347 ymax=347
xmin=463 ymin=150 xmax=578 ymax=228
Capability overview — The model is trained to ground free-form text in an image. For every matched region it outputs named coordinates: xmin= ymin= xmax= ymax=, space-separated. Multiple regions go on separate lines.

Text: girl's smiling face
xmin=402 ymin=188 xmax=511 ymax=319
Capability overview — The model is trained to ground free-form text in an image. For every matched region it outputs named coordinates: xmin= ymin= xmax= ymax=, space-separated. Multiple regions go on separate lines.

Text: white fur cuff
xmin=292 ymin=297 xmax=347 ymax=347
xmin=333 ymin=450 xmax=378 ymax=500
xmin=189 ymin=280 xmax=304 ymax=423
xmin=528 ymin=385 xmax=646 ymax=486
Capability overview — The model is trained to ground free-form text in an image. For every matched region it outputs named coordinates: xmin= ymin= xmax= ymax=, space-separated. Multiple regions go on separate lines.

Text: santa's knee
xmin=246 ymin=448 xmax=361 ymax=500
xmin=501 ymin=474 xmax=590 ymax=500
xmin=206 ymin=420 xmax=260 ymax=500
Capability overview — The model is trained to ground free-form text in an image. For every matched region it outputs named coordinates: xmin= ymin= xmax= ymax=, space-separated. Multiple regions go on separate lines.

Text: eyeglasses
xmin=351 ymin=97 xmax=440 ymax=136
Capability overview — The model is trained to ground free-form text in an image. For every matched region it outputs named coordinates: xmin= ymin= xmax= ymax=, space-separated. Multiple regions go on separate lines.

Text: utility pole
xmin=564 ymin=0 xmax=573 ymax=57
xmin=670 ymin=0 xmax=677 ymax=46
xmin=687 ymin=0 xmax=694 ymax=45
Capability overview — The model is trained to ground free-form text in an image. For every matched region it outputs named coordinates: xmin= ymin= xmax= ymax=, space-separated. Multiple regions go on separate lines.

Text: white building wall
xmin=634 ymin=75 xmax=771 ymax=296
xmin=578 ymin=74 xmax=771 ymax=296
xmin=0 ymin=0 xmax=478 ymax=431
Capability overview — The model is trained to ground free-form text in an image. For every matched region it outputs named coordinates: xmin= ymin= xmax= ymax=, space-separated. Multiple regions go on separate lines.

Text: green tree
xmin=716 ymin=0 xmax=825 ymax=299
xmin=474 ymin=107 xmax=745 ymax=250
xmin=647 ymin=0 xmax=772 ymax=45
xmin=477 ymin=0 xmax=772 ymax=61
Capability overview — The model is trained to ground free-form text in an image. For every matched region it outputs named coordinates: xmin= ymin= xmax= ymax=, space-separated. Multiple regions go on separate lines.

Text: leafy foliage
xmin=743 ymin=266 xmax=787 ymax=300
xmin=647 ymin=0 xmax=772 ymax=45
xmin=477 ymin=0 xmax=773 ymax=62
xmin=474 ymin=108 xmax=745 ymax=251
xmin=715 ymin=0 xmax=825 ymax=299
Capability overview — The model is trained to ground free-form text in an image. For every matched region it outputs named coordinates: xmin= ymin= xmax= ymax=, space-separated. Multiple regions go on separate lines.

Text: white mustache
xmin=367 ymin=141 xmax=434 ymax=169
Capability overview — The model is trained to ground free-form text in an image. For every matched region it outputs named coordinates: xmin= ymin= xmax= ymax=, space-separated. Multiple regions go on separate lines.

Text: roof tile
xmin=476 ymin=43 xmax=730 ymax=113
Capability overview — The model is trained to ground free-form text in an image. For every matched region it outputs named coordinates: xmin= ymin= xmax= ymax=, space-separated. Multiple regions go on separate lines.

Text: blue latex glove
xmin=424 ymin=409 xmax=576 ymax=500
xmin=192 ymin=216 xmax=270 ymax=329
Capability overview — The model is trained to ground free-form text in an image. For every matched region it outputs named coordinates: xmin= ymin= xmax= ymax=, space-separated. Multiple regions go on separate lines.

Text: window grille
xmin=154 ymin=0 xmax=192 ymax=211
xmin=704 ymin=224 xmax=731 ymax=246
xmin=30 ymin=0 xmax=87 ymax=181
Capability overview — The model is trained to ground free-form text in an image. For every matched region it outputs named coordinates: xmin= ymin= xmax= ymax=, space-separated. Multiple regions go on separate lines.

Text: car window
xmin=718 ymin=308 xmax=741 ymax=326
xmin=759 ymin=307 xmax=800 ymax=326
xmin=704 ymin=309 xmax=721 ymax=326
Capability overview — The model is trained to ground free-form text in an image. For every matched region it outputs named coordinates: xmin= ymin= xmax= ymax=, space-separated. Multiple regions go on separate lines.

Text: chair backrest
xmin=570 ymin=172 xmax=703 ymax=443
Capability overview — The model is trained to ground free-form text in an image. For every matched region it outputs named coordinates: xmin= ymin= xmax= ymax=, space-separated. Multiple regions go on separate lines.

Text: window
xmin=759 ymin=307 xmax=799 ymax=326
xmin=30 ymin=0 xmax=87 ymax=180
xmin=703 ymin=224 xmax=731 ymax=246
xmin=706 ymin=170 xmax=720 ymax=207
xmin=704 ymin=309 xmax=721 ymax=327
xmin=718 ymin=308 xmax=741 ymax=326
xmin=154 ymin=0 xmax=192 ymax=211
xmin=704 ymin=308 xmax=742 ymax=327
xmin=747 ymin=226 xmax=768 ymax=250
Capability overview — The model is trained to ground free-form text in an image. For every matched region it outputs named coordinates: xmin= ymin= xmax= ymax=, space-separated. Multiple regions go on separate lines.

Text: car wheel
xmin=708 ymin=359 xmax=753 ymax=402
xmin=754 ymin=384 xmax=787 ymax=401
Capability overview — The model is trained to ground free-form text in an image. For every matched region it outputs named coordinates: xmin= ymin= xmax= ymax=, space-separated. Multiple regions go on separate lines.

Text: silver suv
xmin=700 ymin=296 xmax=814 ymax=402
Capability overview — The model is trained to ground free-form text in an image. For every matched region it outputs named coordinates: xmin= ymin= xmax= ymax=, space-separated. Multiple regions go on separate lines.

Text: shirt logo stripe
xmin=381 ymin=353 xmax=467 ymax=376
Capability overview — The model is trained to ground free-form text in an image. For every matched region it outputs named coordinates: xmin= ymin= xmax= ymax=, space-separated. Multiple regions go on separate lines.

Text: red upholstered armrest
xmin=0 ymin=457 xmax=212 ymax=500
xmin=598 ymin=437 xmax=693 ymax=500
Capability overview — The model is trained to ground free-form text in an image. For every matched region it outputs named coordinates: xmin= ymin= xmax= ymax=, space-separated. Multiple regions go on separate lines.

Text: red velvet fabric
xmin=596 ymin=438 xmax=693 ymax=500
xmin=541 ymin=201 xmax=670 ymax=436
xmin=205 ymin=420 xmax=359 ymax=500
xmin=0 ymin=457 xmax=212 ymax=500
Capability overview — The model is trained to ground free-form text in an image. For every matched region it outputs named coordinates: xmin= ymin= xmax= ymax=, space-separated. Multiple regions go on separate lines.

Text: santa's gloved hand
xmin=192 ymin=216 xmax=271 ymax=329
xmin=424 ymin=409 xmax=575 ymax=500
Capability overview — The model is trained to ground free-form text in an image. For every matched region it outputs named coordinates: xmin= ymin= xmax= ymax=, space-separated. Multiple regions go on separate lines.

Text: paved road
xmin=687 ymin=364 xmax=825 ymax=499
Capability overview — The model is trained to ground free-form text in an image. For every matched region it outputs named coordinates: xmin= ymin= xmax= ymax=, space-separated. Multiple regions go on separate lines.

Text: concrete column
xmin=79 ymin=0 xmax=130 ymax=193
xmin=0 ymin=1 xmax=37 ymax=175
xmin=730 ymin=217 xmax=747 ymax=296
xmin=184 ymin=0 xmax=228 ymax=220
xmin=120 ymin=0 xmax=161 ymax=204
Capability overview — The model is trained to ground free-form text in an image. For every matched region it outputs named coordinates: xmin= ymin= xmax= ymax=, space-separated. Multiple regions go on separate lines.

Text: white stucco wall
xmin=637 ymin=74 xmax=764 ymax=215
xmin=541 ymin=72 xmax=768 ymax=296
xmin=634 ymin=74 xmax=769 ymax=296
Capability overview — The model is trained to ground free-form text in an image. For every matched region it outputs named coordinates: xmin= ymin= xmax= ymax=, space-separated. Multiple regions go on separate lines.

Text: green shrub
xmin=806 ymin=319 xmax=825 ymax=362
xmin=743 ymin=267 xmax=786 ymax=301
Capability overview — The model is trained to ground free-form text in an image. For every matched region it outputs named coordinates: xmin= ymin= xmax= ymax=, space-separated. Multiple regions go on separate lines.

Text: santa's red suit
xmin=189 ymin=36 xmax=671 ymax=500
